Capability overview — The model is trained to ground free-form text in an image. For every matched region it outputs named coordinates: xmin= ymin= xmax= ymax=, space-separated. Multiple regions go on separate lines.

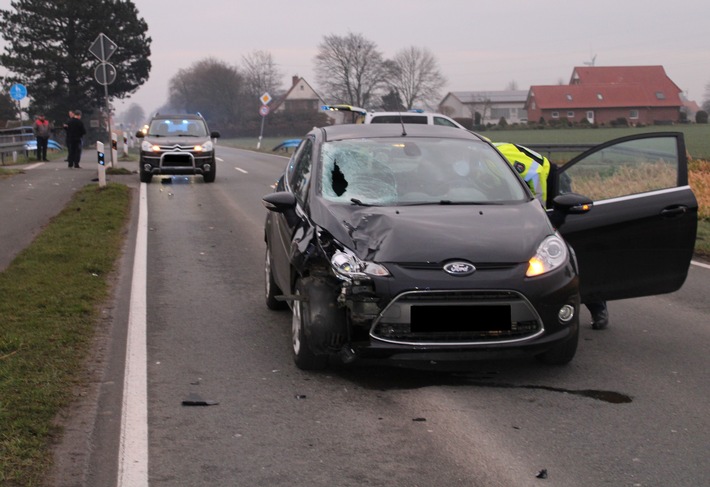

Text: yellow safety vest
xmin=494 ymin=143 xmax=550 ymax=206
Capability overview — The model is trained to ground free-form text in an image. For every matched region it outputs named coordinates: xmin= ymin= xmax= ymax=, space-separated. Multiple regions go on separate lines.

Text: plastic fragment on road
xmin=182 ymin=393 xmax=219 ymax=406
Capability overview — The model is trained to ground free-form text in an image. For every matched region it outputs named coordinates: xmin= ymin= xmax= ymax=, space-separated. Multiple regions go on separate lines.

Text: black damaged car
xmin=263 ymin=124 xmax=697 ymax=370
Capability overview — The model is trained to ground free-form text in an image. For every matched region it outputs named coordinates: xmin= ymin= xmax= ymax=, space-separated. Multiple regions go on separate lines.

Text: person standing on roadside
xmin=33 ymin=114 xmax=51 ymax=161
xmin=65 ymin=109 xmax=86 ymax=168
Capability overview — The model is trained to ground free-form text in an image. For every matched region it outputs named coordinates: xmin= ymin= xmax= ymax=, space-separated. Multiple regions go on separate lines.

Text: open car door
xmin=548 ymin=132 xmax=697 ymax=303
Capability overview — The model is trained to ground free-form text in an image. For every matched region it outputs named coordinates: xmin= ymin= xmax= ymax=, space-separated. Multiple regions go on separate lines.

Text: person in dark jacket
xmin=65 ymin=109 xmax=86 ymax=168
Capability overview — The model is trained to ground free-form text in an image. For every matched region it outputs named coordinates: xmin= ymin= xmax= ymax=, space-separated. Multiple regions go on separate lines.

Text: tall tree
xmin=168 ymin=58 xmax=245 ymax=134
xmin=385 ymin=47 xmax=445 ymax=110
xmin=242 ymin=50 xmax=283 ymax=100
xmin=118 ymin=102 xmax=146 ymax=130
xmin=0 ymin=0 xmax=151 ymax=124
xmin=314 ymin=33 xmax=386 ymax=108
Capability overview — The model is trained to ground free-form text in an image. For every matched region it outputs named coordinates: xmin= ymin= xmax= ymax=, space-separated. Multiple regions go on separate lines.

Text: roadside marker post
xmin=97 ymin=141 xmax=107 ymax=187
xmin=111 ymin=132 xmax=118 ymax=168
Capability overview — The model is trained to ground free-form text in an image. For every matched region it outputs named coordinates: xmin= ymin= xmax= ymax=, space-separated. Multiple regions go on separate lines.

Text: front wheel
xmin=139 ymin=164 xmax=152 ymax=183
xmin=292 ymin=279 xmax=328 ymax=370
xmin=203 ymin=161 xmax=216 ymax=183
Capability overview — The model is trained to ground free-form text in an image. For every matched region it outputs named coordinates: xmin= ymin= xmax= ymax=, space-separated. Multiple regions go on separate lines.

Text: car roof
xmin=318 ymin=123 xmax=484 ymax=142
xmin=151 ymin=113 xmax=205 ymax=120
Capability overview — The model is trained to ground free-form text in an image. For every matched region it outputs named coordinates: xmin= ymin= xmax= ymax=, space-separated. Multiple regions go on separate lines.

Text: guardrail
xmin=0 ymin=126 xmax=35 ymax=165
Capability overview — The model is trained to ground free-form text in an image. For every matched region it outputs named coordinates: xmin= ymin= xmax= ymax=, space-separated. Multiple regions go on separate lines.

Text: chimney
xmin=292 ymin=75 xmax=300 ymax=87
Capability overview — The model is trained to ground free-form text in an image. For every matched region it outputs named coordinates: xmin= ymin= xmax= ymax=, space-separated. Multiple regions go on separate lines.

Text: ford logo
xmin=443 ymin=261 xmax=476 ymax=276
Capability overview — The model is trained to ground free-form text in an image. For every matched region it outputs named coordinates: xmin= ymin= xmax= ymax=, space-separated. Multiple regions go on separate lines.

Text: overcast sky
xmin=2 ymin=0 xmax=709 ymax=115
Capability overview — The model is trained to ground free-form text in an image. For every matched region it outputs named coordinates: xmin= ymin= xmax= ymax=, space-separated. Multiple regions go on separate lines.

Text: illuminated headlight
xmin=331 ymin=250 xmax=390 ymax=279
xmin=526 ymin=234 xmax=568 ymax=277
xmin=195 ymin=141 xmax=213 ymax=152
xmin=141 ymin=140 xmax=159 ymax=152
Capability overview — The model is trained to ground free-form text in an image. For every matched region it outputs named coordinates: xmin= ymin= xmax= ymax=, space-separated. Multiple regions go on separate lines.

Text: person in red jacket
xmin=33 ymin=114 xmax=51 ymax=161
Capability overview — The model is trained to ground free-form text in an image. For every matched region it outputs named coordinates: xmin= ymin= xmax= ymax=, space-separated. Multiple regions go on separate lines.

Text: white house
xmin=439 ymin=90 xmax=528 ymax=125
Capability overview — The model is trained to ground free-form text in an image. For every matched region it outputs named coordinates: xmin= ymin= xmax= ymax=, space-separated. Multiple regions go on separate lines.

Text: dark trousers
xmin=67 ymin=139 xmax=82 ymax=166
xmin=36 ymin=136 xmax=49 ymax=160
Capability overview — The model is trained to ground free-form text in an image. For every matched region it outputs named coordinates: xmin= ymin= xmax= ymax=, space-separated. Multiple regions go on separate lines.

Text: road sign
xmin=260 ymin=92 xmax=272 ymax=105
xmin=95 ymin=62 xmax=117 ymax=86
xmin=9 ymin=83 xmax=27 ymax=100
xmin=259 ymin=105 xmax=270 ymax=117
xmin=89 ymin=33 xmax=117 ymax=62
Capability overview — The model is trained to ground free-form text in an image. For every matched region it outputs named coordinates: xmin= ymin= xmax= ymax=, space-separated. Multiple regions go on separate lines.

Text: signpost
xmin=9 ymin=83 xmax=27 ymax=121
xmin=90 ymin=33 xmax=118 ymax=167
xmin=257 ymin=92 xmax=271 ymax=150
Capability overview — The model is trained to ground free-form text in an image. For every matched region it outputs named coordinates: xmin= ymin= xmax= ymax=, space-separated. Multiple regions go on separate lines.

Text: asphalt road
xmin=3 ymin=148 xmax=709 ymax=487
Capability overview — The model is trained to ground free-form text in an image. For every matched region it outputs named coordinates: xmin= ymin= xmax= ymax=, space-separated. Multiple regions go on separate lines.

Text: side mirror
xmin=210 ymin=131 xmax=221 ymax=139
xmin=135 ymin=131 xmax=145 ymax=138
xmin=262 ymin=192 xmax=297 ymax=213
xmin=549 ymin=193 xmax=592 ymax=229
xmin=552 ymin=193 xmax=593 ymax=214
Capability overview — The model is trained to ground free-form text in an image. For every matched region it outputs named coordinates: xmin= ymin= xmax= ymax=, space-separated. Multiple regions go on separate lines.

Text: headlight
xmin=141 ymin=140 xmax=156 ymax=151
xmin=195 ymin=141 xmax=213 ymax=152
xmin=331 ymin=250 xmax=390 ymax=279
xmin=526 ymin=234 xmax=568 ymax=277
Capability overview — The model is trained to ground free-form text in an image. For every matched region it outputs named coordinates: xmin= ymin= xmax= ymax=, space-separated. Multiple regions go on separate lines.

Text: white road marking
xmin=117 ymin=183 xmax=149 ymax=486
xmin=691 ymin=260 xmax=710 ymax=270
xmin=216 ymin=157 xmax=224 ymax=162
xmin=235 ymin=167 xmax=248 ymax=174
xmin=23 ymin=162 xmax=44 ymax=170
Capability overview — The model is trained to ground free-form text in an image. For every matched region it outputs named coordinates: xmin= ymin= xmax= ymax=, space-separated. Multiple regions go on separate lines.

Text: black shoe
xmin=74 ymin=165 xmax=81 ymax=169
xmin=591 ymin=309 xmax=609 ymax=330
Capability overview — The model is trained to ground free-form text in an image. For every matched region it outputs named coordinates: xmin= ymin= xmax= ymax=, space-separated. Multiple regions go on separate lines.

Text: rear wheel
xmin=292 ymin=279 xmax=328 ymax=370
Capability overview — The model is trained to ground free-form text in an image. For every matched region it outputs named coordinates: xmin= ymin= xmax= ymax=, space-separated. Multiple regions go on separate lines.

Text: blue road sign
xmin=10 ymin=83 xmax=27 ymax=100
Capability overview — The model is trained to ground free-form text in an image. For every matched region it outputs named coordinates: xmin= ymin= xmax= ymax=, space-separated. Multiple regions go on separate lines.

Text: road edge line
xmin=117 ymin=182 xmax=149 ymax=486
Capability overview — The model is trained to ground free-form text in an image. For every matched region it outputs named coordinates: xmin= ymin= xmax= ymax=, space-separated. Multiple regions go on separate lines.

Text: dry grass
xmin=689 ymin=158 xmax=710 ymax=220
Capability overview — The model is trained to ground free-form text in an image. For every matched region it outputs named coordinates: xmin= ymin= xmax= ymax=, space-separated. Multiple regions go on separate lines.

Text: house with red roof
xmin=525 ymin=66 xmax=684 ymax=126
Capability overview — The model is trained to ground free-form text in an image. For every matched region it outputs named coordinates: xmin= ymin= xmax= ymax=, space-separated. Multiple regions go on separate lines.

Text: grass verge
xmin=0 ymin=183 xmax=131 ymax=486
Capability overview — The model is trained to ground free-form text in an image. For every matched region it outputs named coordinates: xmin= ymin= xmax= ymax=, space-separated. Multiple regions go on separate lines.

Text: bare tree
xmin=702 ymin=81 xmax=710 ymax=113
xmin=242 ymin=50 xmax=283 ymax=99
xmin=506 ymin=80 xmax=519 ymax=91
xmin=168 ymin=58 xmax=246 ymax=133
xmin=119 ymin=103 xmax=146 ymax=129
xmin=314 ymin=33 xmax=386 ymax=108
xmin=385 ymin=47 xmax=446 ymax=110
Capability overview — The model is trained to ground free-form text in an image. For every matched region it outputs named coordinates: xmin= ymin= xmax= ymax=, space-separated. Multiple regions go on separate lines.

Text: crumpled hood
xmin=310 ymin=199 xmax=553 ymax=264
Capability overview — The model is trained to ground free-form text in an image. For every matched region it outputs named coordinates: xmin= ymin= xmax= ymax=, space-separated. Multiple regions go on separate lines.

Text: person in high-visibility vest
xmin=494 ymin=142 xmax=550 ymax=207
xmin=495 ymin=141 xmax=609 ymax=330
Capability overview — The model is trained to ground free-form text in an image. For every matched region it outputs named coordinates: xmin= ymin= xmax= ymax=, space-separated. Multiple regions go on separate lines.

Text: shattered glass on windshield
xmin=320 ymin=138 xmax=527 ymax=206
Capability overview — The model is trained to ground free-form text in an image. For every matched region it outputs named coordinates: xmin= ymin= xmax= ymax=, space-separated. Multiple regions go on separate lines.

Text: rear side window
xmin=370 ymin=115 xmax=427 ymax=124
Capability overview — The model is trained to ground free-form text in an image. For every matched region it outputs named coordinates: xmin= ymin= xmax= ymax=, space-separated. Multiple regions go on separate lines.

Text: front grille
xmin=370 ymin=289 xmax=542 ymax=345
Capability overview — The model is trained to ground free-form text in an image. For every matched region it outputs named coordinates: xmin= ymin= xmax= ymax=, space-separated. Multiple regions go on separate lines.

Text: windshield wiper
xmin=350 ymin=198 xmax=374 ymax=207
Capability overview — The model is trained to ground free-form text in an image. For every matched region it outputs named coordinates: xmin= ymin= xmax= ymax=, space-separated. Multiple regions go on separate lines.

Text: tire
xmin=139 ymin=164 xmax=152 ymax=183
xmin=536 ymin=324 xmax=579 ymax=365
xmin=292 ymin=279 xmax=329 ymax=370
xmin=265 ymin=247 xmax=287 ymax=311
xmin=203 ymin=161 xmax=216 ymax=183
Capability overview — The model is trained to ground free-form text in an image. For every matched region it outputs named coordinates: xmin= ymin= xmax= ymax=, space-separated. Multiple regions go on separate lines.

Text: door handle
xmin=660 ymin=205 xmax=688 ymax=217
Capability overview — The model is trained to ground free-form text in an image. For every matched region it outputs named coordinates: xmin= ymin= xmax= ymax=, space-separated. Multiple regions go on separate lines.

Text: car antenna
xmin=398 ymin=111 xmax=407 ymax=136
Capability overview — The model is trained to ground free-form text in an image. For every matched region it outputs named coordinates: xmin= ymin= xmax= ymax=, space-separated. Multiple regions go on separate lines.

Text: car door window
xmin=288 ymin=136 xmax=313 ymax=205
xmin=559 ymin=136 xmax=679 ymax=201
